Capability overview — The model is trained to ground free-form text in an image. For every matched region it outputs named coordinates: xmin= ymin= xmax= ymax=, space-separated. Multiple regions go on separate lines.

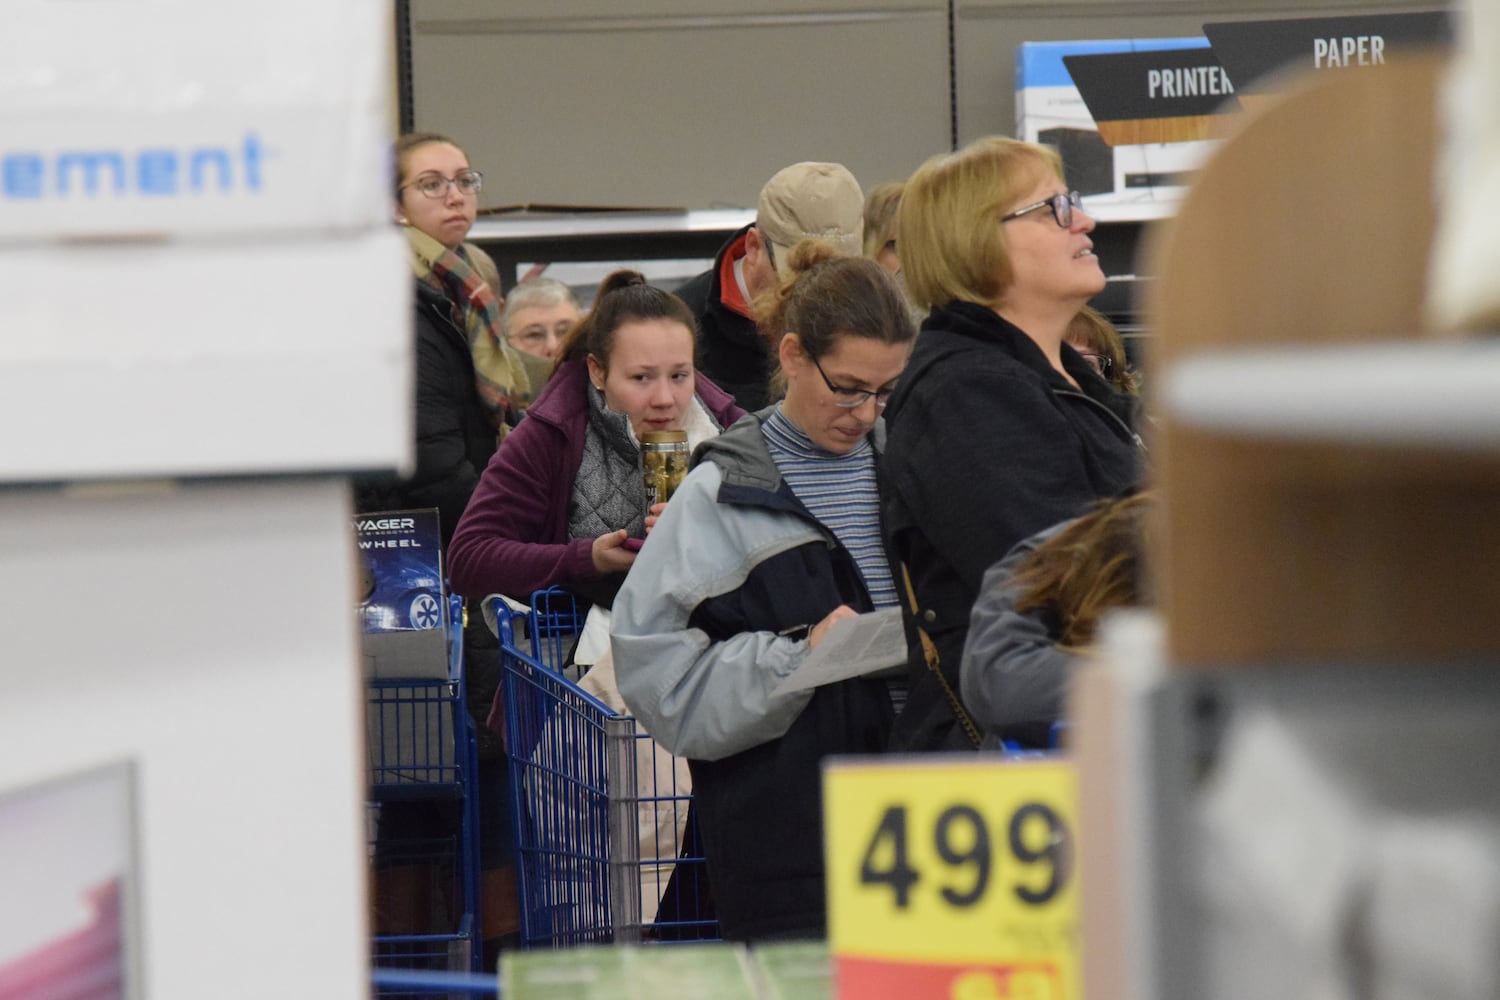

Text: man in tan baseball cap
xmin=755 ymin=161 xmax=865 ymax=276
xmin=676 ymin=161 xmax=865 ymax=410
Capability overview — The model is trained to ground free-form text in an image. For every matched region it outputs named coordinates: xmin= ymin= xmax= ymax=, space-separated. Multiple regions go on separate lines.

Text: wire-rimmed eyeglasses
xmin=1000 ymin=190 xmax=1082 ymax=229
xmin=401 ymin=170 xmax=484 ymax=199
xmin=811 ymin=355 xmax=894 ymax=409
xmin=1078 ymin=352 xmax=1113 ymax=378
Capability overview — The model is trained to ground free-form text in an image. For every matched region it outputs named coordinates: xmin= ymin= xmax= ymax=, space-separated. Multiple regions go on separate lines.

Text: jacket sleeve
xmin=446 ymin=416 xmax=598 ymax=601
xmin=886 ymin=361 xmax=1107 ymax=595
xmin=610 ymin=463 xmax=822 ymax=761
xmin=402 ymin=320 xmax=484 ymax=541
xmin=959 ymin=522 xmax=1078 ymax=734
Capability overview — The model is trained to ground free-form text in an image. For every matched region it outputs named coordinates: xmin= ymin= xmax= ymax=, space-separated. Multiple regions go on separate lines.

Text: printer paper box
xmin=1015 ymin=38 xmax=1223 ymax=220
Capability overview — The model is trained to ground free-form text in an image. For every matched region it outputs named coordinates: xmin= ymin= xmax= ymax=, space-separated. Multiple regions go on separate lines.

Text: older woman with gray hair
xmin=500 ymin=277 xmax=581 ymax=362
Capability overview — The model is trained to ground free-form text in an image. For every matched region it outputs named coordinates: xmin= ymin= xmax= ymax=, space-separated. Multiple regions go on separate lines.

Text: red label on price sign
xmin=823 ymin=756 xmax=1080 ymax=1000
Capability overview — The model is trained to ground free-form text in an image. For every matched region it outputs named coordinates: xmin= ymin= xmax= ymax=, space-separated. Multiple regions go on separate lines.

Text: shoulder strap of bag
xmin=901 ymin=564 xmax=982 ymax=748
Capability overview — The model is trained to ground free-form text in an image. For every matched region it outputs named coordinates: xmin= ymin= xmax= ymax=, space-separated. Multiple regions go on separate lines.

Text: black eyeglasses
xmin=761 ymin=228 xmax=778 ymax=271
xmin=811 ymin=355 xmax=894 ymax=409
xmin=1000 ymin=190 xmax=1082 ymax=229
xmin=1078 ymin=352 xmax=1113 ymax=377
xmin=401 ymin=170 xmax=483 ymax=199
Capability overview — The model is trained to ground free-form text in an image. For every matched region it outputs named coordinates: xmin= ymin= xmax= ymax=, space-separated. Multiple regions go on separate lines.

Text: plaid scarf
xmin=405 ymin=226 xmax=529 ymax=428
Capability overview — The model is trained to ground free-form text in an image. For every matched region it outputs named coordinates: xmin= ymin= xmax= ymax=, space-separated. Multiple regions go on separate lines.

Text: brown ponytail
xmin=754 ymin=239 xmax=915 ymax=396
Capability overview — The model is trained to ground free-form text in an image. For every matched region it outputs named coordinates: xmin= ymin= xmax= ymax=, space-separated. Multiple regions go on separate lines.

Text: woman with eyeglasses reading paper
xmin=611 ymin=243 xmax=916 ymax=942
xmin=880 ymin=136 xmax=1145 ymax=752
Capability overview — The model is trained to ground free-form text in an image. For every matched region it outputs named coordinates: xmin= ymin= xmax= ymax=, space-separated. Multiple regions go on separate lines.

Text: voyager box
xmin=356 ymin=509 xmax=449 ymax=681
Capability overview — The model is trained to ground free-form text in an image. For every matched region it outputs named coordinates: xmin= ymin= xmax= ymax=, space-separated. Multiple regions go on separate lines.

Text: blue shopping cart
xmin=998 ymin=720 xmax=1072 ymax=758
xmin=369 ymin=969 xmax=499 ymax=997
xmin=367 ymin=593 xmax=483 ymax=990
xmin=496 ymin=588 xmax=718 ymax=949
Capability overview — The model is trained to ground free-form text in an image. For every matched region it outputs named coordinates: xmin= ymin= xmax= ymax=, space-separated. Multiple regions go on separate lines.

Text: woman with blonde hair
xmin=882 ymin=136 xmax=1145 ymax=751
xmin=613 ymin=242 xmax=916 ymax=941
xmin=862 ymin=180 xmax=905 ymax=277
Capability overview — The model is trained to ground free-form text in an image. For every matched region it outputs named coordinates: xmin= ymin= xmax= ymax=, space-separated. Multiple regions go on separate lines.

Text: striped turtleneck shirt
xmin=761 ymin=406 xmax=898 ymax=610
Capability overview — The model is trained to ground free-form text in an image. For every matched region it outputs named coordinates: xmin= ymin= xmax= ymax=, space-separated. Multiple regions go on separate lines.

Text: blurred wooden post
xmin=1142 ymin=54 xmax=1500 ymax=667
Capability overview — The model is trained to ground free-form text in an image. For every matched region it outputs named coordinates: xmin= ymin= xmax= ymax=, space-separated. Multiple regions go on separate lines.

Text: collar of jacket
xmin=413 ymin=279 xmax=466 ymax=344
xmin=707 ymin=223 xmax=755 ymax=288
xmin=696 ymin=407 xmax=885 ymax=515
xmin=413 ymin=278 xmax=452 ymax=313
xmin=584 ymin=376 xmax=641 ymax=462
xmin=522 ymin=355 xmax=747 ymax=442
xmin=914 ymin=300 xmax=1137 ymax=426
xmin=705 ymin=223 xmax=760 ymax=337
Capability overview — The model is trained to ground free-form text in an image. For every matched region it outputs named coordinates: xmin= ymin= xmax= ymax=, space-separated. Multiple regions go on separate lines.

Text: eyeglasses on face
xmin=810 ymin=354 xmax=894 ymax=409
xmin=760 ymin=228 xmax=778 ymax=271
xmin=401 ymin=170 xmax=484 ymax=199
xmin=511 ymin=327 xmax=560 ymax=348
xmin=1078 ymin=352 xmax=1114 ymax=377
xmin=1000 ymin=190 xmax=1082 ymax=229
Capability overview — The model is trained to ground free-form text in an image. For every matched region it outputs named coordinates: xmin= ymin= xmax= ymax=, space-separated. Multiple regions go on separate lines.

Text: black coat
xmin=880 ymin=301 xmax=1143 ymax=751
xmin=676 ymin=225 xmax=776 ymax=412
xmin=355 ymin=281 xmax=497 ymax=549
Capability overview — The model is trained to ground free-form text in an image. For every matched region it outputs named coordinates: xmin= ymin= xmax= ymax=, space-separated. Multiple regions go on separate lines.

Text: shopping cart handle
xmin=371 ymin=968 xmax=499 ymax=996
xmin=489 ymin=595 xmax=519 ymax=647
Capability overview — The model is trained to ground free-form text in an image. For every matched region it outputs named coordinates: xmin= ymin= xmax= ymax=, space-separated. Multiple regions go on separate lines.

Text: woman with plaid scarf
xmin=357 ymin=132 xmax=530 ymax=548
xmin=361 ymin=132 xmax=533 ymax=967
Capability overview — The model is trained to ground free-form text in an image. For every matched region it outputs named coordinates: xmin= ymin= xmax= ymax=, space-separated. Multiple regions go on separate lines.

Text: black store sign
xmin=1063 ymin=47 xmax=1238 ymax=146
xmin=1203 ymin=10 xmax=1452 ymax=96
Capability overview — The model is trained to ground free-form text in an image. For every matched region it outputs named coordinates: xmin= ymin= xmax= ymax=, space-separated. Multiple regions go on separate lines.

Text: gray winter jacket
xmin=959 ymin=518 xmax=1077 ymax=747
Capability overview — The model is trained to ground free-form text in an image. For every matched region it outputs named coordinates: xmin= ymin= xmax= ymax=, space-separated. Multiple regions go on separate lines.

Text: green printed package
xmin=751 ymin=941 xmax=833 ymax=1000
xmin=503 ymin=943 xmax=758 ymax=1000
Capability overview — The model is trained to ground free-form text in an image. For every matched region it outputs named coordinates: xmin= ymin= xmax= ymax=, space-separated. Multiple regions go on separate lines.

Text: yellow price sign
xmin=823 ymin=756 xmax=1080 ymax=1000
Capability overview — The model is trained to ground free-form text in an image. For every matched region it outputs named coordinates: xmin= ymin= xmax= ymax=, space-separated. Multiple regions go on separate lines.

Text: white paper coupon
xmin=772 ymin=606 xmax=908 ymax=697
